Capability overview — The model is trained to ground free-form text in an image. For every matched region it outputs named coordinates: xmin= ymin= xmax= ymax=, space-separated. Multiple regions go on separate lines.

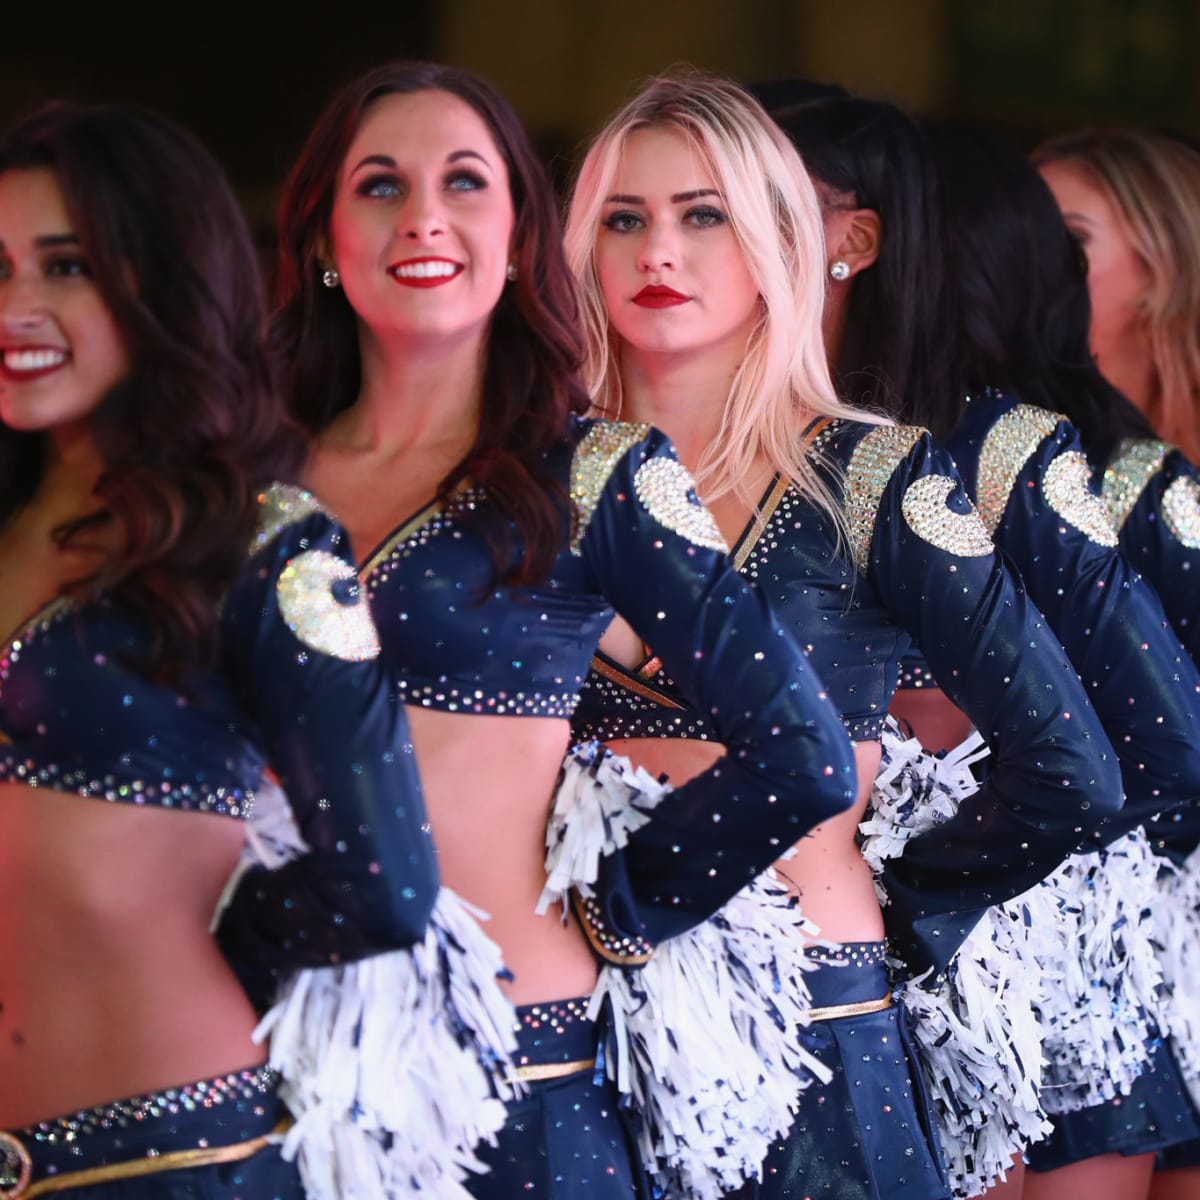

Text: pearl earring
xmin=828 ymin=260 xmax=850 ymax=282
xmin=322 ymin=267 xmax=341 ymax=288
xmin=506 ymin=263 xmax=518 ymax=282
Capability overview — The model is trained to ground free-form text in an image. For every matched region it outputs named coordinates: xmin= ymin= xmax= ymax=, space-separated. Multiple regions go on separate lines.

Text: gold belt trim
xmin=805 ymin=993 xmax=893 ymax=1022
xmin=511 ymin=1057 xmax=596 ymax=1083
xmin=0 ymin=1119 xmax=290 ymax=1199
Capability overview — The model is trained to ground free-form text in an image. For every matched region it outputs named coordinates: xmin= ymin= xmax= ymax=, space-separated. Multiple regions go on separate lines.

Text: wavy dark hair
xmin=0 ymin=103 xmax=305 ymax=672
xmin=929 ymin=123 xmax=1154 ymax=462
xmin=273 ymin=61 xmax=589 ymax=584
xmin=768 ymin=94 xmax=961 ymax=435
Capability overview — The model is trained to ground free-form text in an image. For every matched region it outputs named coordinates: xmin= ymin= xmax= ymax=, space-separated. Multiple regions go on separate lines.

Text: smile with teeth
xmin=387 ymin=258 xmax=463 ymax=288
xmin=2 ymin=347 xmax=69 ymax=375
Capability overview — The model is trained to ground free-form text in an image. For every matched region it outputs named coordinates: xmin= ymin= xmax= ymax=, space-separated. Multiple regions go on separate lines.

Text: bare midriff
xmin=889 ymin=687 xmax=976 ymax=755
xmin=600 ymin=736 xmax=886 ymax=945
xmin=405 ymin=707 xmax=599 ymax=1006
xmin=0 ymin=783 xmax=264 ymax=1128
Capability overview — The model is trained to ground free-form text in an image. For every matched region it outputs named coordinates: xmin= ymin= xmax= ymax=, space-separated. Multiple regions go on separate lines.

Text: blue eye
xmin=46 ymin=256 xmax=91 ymax=277
xmin=602 ymin=211 xmax=643 ymax=233
xmin=447 ymin=170 xmax=486 ymax=191
xmin=685 ymin=206 xmax=725 ymax=228
xmin=357 ymin=174 xmax=402 ymax=199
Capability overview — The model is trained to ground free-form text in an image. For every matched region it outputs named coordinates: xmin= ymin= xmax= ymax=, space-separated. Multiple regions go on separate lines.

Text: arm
xmin=572 ymin=423 xmax=856 ymax=948
xmin=1104 ymin=441 xmax=1200 ymax=857
xmin=215 ymin=486 xmax=438 ymax=980
xmin=963 ymin=404 xmax=1200 ymax=844
xmin=855 ymin=426 xmax=1123 ymax=976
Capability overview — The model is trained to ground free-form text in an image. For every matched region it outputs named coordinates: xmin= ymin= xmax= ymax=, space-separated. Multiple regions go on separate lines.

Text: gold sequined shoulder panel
xmin=901 ymin=475 xmax=994 ymax=560
xmin=251 ymin=483 xmax=328 ymax=555
xmin=569 ymin=421 xmax=651 ymax=553
xmin=1043 ymin=452 xmax=1118 ymax=547
xmin=1103 ymin=439 xmax=1169 ymax=532
xmin=844 ymin=425 xmax=923 ymax=575
xmin=974 ymin=405 xmax=1060 ymax=535
xmin=1163 ymin=475 xmax=1200 ymax=550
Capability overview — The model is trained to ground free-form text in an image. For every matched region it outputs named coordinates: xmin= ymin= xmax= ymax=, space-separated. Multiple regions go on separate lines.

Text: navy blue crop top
xmin=360 ymin=416 xmax=856 ymax=948
xmin=1100 ymin=437 xmax=1200 ymax=858
xmin=940 ymin=393 xmax=1200 ymax=847
xmin=0 ymin=485 xmax=438 ymax=982
xmin=571 ymin=418 xmax=1121 ymax=975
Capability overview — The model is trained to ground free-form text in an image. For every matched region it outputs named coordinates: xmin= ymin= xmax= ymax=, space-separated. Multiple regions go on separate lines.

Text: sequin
xmin=845 ymin=426 xmax=923 ymax=574
xmin=974 ymin=404 xmax=1059 ymax=534
xmin=277 ymin=550 xmax=381 ymax=661
xmin=1043 ymin=452 xmax=1118 ymax=547
xmin=1102 ymin=438 xmax=1169 ymax=532
xmin=252 ymin=482 xmax=326 ymax=553
xmin=1163 ymin=476 xmax=1200 ymax=550
xmin=568 ymin=420 xmax=651 ymax=553
xmin=574 ymin=891 xmax=654 ymax=964
xmin=633 ymin=458 xmax=727 ymax=553
xmin=900 ymin=475 xmax=994 ymax=559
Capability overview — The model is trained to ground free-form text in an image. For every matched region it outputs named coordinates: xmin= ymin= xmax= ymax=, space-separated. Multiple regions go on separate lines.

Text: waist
xmin=0 ymin=1067 xmax=286 ymax=1200
xmin=510 ymin=997 xmax=598 ymax=1082
xmin=803 ymin=940 xmax=893 ymax=1013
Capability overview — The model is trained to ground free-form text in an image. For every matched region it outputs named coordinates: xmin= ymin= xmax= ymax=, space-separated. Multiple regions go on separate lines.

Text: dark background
xmin=3 ymin=0 xmax=1197 ymax=227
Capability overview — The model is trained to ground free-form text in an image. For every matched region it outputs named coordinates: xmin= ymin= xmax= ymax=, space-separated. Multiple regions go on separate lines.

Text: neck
xmin=33 ymin=423 xmax=104 ymax=521
xmin=617 ymin=340 xmax=744 ymax=474
xmin=330 ymin=324 xmax=488 ymax=458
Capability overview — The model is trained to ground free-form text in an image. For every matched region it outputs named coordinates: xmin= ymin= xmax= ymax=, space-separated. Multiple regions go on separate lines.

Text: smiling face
xmin=0 ymin=167 xmax=130 ymax=434
xmin=1038 ymin=158 xmax=1155 ymax=411
xmin=328 ymin=89 xmax=516 ymax=354
xmin=594 ymin=125 xmax=761 ymax=365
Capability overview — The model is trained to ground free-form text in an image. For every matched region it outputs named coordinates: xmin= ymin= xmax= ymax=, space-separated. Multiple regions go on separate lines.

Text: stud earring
xmin=322 ymin=267 xmax=341 ymax=288
xmin=828 ymin=260 xmax=850 ymax=282
xmin=506 ymin=263 xmax=518 ymax=282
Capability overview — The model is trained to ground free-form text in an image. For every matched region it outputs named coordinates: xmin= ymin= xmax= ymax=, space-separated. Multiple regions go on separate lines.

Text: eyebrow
xmin=349 ymin=149 xmax=494 ymax=175
xmin=604 ymin=188 xmax=722 ymax=205
xmin=0 ymin=233 xmax=79 ymax=251
xmin=1061 ymin=210 xmax=1096 ymax=227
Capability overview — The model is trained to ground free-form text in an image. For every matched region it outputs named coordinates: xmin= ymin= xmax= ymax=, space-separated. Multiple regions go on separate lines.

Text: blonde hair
xmin=1033 ymin=128 xmax=1200 ymax=462
xmin=564 ymin=70 xmax=886 ymax=520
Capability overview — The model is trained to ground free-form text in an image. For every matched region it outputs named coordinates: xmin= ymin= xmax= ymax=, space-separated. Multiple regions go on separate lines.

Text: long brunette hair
xmin=0 ymin=102 xmax=303 ymax=671
xmin=273 ymin=61 xmax=589 ymax=584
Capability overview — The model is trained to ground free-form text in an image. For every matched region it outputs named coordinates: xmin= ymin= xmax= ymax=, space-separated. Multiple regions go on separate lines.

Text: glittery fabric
xmin=276 ymin=549 xmax=380 ymax=661
xmin=1163 ymin=475 xmax=1200 ymax=550
xmin=749 ymin=946 xmax=950 ymax=1200
xmin=971 ymin=401 xmax=1059 ymax=534
xmin=632 ymin=458 xmax=727 ymax=553
xmin=469 ymin=1000 xmax=648 ymax=1198
xmin=1042 ymin=451 xmax=1119 ymax=547
xmin=3 ymin=1068 xmax=301 ymax=1199
xmin=569 ymin=420 xmax=651 ymax=552
xmin=250 ymin=482 xmax=326 ymax=554
xmin=899 ymin=474 xmax=993 ymax=560
xmin=1103 ymin=438 xmax=1169 ymax=531
xmin=574 ymin=416 xmax=1117 ymax=979
xmin=949 ymin=389 xmax=1200 ymax=850
xmin=844 ymin=425 xmax=922 ymax=573
xmin=1026 ymin=1039 xmax=1200 ymax=1169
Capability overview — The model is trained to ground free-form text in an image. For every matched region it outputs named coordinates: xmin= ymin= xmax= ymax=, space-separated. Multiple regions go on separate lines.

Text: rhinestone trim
xmin=1043 ymin=451 xmax=1118 ymax=547
xmin=844 ymin=426 xmax=924 ymax=574
xmin=1163 ymin=475 xmax=1200 ymax=550
xmin=1102 ymin=438 xmax=1168 ymax=532
xmin=974 ymin=404 xmax=1060 ymax=535
xmin=569 ymin=421 xmax=651 ymax=553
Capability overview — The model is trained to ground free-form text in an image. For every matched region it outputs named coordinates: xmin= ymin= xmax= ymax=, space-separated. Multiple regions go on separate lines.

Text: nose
xmin=398 ymin=181 xmax=445 ymax=241
xmin=0 ymin=271 xmax=47 ymax=333
xmin=636 ymin=221 xmax=677 ymax=274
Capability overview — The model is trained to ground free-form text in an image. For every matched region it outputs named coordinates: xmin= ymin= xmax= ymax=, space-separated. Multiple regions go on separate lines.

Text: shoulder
xmin=817 ymin=420 xmax=992 ymax=574
xmin=567 ymin=417 xmax=726 ymax=556
xmin=1103 ymin=437 xmax=1172 ymax=532
xmin=229 ymin=482 xmax=379 ymax=663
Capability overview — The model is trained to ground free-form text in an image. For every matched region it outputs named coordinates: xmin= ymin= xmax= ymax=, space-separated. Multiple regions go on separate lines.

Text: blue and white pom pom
xmin=541 ymin=742 xmax=830 ymax=1200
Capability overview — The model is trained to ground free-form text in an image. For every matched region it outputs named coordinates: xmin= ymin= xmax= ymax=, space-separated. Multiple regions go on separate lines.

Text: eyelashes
xmin=600 ymin=205 xmax=729 ymax=233
xmin=354 ymin=171 xmax=488 ymax=200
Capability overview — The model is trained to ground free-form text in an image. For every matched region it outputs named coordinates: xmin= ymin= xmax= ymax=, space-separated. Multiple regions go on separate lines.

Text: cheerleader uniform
xmin=573 ymin=418 xmax=1120 ymax=1199
xmin=0 ymin=485 xmax=437 ymax=1200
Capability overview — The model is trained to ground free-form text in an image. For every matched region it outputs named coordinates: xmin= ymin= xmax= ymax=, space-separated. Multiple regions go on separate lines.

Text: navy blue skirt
xmin=0 ymin=1066 xmax=300 ymax=1199
xmin=468 ymin=997 xmax=648 ymax=1199
xmin=1026 ymin=1038 xmax=1200 ymax=1170
xmin=747 ymin=942 xmax=951 ymax=1200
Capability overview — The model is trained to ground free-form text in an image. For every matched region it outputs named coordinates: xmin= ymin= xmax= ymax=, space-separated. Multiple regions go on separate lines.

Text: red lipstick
xmin=633 ymin=284 xmax=689 ymax=308
xmin=387 ymin=257 xmax=464 ymax=289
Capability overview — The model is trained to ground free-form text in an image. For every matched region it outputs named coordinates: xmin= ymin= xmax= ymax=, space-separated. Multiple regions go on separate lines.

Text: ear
xmin=315 ymin=234 xmax=334 ymax=272
xmin=828 ymin=208 xmax=882 ymax=279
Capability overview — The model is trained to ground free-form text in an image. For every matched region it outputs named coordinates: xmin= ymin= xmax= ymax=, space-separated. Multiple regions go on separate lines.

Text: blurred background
xmin=3 ymin=0 xmax=1197 ymax=230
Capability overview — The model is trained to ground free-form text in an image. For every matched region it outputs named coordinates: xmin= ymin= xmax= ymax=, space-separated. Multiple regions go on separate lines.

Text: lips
xmin=0 ymin=346 xmax=69 ymax=382
xmin=633 ymin=284 xmax=689 ymax=308
xmin=387 ymin=257 xmax=464 ymax=289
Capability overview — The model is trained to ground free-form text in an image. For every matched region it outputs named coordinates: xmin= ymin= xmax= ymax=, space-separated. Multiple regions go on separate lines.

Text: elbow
xmin=367 ymin=854 xmax=440 ymax=950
